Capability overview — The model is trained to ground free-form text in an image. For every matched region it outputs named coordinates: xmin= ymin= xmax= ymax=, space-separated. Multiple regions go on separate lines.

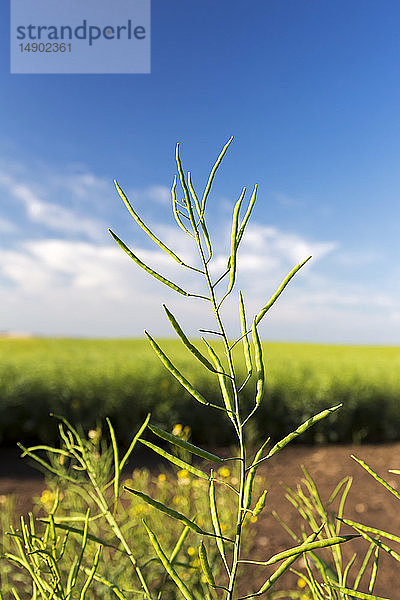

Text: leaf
xmin=109 ymin=229 xmax=189 ymax=296
xmin=138 ymin=438 xmax=210 ymax=479
xmin=149 ymin=424 xmax=223 ymax=463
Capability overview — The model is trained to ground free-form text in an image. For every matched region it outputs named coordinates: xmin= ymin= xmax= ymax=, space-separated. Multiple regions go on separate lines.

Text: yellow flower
xmin=218 ymin=467 xmax=230 ymax=478
xmin=0 ymin=494 xmax=7 ymax=504
xmin=172 ymin=424 xmax=183 ymax=435
xmin=40 ymin=489 xmax=57 ymax=505
xmin=172 ymin=495 xmax=181 ymax=505
xmin=183 ymin=425 xmax=191 ymax=436
xmin=250 ymin=515 xmax=258 ymax=523
xmin=297 ymin=578 xmax=307 ymax=589
xmin=158 ymin=473 xmax=167 ymax=482
xmin=187 ymin=546 xmax=196 ymax=556
xmin=177 ymin=469 xmax=189 ymax=479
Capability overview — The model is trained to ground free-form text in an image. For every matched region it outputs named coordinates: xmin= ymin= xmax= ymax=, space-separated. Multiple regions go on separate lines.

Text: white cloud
xmin=123 ymin=183 xmax=171 ymax=206
xmin=0 ymin=172 xmax=105 ymax=241
xmin=2 ymin=155 xmax=400 ymax=343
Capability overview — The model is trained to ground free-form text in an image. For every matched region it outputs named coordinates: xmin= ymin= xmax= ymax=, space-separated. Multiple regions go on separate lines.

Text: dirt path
xmin=1 ymin=443 xmax=400 ymax=596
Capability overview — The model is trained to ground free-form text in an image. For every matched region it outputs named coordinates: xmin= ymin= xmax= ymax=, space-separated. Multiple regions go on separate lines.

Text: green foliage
xmin=1 ymin=339 xmax=400 ymax=446
xmin=0 ymin=423 xmax=250 ymax=599
xmin=274 ymin=466 xmax=395 ymax=600
xmin=0 ymin=139 xmax=380 ymax=599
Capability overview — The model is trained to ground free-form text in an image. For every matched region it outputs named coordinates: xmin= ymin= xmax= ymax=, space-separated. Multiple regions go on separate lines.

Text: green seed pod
xmin=226 ymin=188 xmax=246 ymax=295
xmin=239 ymin=291 xmax=252 ymax=376
xmin=144 ymin=520 xmax=195 ymax=600
xmin=252 ymin=320 xmax=264 ymax=407
xmin=203 ymin=339 xmax=234 ymax=416
xmin=163 ymin=305 xmax=217 ymax=373
xmin=253 ymin=490 xmax=268 ymax=517
xmin=145 ymin=331 xmax=210 ymax=406
xmin=255 ymin=257 xmax=311 ymax=326
xmin=124 ymin=487 xmax=206 ymax=535
xmin=236 ymin=184 xmax=257 ymax=247
xmin=267 ymin=404 xmax=342 ymax=459
xmin=109 ymin=229 xmax=189 ymax=296
xmin=209 ymin=479 xmax=225 ymax=562
xmin=149 ymin=424 xmax=223 ymax=463
xmin=198 ymin=541 xmax=216 ymax=586
xmin=243 ymin=437 xmax=270 ymax=510
xmin=114 ymin=179 xmax=188 ymax=267
xmin=138 ymin=438 xmax=210 ymax=480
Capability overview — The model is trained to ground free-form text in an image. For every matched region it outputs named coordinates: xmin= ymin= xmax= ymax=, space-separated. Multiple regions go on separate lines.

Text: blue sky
xmin=1 ymin=0 xmax=400 ymax=343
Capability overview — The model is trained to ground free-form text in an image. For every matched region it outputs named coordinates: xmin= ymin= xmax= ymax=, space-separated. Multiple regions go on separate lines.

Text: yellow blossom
xmin=40 ymin=489 xmax=57 ymax=505
xmin=172 ymin=495 xmax=181 ymax=505
xmin=218 ymin=467 xmax=230 ymax=478
xmin=158 ymin=473 xmax=167 ymax=482
xmin=172 ymin=424 xmax=183 ymax=435
xmin=297 ymin=578 xmax=307 ymax=589
xmin=250 ymin=515 xmax=258 ymax=523
xmin=187 ymin=546 xmax=196 ymax=556
xmin=177 ymin=469 xmax=189 ymax=479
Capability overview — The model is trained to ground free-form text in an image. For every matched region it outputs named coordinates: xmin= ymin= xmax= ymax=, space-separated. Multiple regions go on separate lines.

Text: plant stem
xmin=191 ymin=214 xmax=245 ymax=600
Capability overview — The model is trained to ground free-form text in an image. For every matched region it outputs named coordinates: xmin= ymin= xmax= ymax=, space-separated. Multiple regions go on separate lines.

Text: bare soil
xmin=1 ymin=443 xmax=400 ymax=597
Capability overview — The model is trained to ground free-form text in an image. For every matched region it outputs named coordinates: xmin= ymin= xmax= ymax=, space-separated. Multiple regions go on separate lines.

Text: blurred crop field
xmin=1 ymin=337 xmax=400 ymax=447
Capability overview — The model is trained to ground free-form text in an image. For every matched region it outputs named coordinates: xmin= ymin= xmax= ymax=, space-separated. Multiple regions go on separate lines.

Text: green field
xmin=1 ymin=337 xmax=400 ymax=446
